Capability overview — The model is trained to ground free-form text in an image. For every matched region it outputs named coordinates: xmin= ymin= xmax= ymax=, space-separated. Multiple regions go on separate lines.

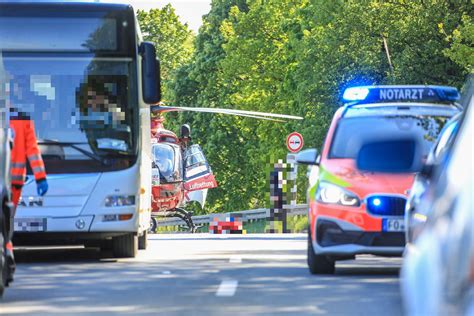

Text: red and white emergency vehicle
xmin=296 ymin=85 xmax=461 ymax=274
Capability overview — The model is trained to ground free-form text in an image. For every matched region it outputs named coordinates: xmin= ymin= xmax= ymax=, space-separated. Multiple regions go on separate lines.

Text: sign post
xmin=267 ymin=132 xmax=304 ymax=234
xmin=286 ymin=132 xmax=303 ymax=207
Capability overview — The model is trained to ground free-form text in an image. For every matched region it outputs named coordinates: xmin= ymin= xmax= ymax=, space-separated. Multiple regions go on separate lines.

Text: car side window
xmin=433 ymin=121 xmax=458 ymax=161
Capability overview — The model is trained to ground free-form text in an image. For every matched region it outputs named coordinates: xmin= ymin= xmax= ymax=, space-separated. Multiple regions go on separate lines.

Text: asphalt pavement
xmin=0 ymin=234 xmax=403 ymax=315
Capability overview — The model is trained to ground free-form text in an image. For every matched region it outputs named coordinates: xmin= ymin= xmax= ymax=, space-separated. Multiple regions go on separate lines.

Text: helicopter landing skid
xmin=151 ymin=208 xmax=197 ymax=233
xmin=169 ymin=208 xmax=196 ymax=233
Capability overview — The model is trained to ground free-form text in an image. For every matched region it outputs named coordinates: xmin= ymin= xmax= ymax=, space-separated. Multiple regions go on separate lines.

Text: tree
xmin=442 ymin=14 xmax=474 ymax=73
xmin=167 ymin=0 xmax=472 ymax=214
xmin=137 ymin=5 xmax=195 ymax=100
xmin=171 ymin=0 xmax=256 ymax=214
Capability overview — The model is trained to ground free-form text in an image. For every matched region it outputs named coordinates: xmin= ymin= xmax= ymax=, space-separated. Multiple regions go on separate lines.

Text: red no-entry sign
xmin=286 ymin=132 xmax=304 ymax=153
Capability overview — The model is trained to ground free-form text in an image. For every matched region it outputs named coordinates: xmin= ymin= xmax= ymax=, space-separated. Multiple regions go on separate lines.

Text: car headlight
xmin=316 ymin=182 xmax=360 ymax=206
xmin=104 ymin=195 xmax=135 ymax=207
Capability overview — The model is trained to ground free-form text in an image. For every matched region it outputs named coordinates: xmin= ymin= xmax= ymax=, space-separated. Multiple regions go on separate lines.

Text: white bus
xmin=0 ymin=1 xmax=160 ymax=257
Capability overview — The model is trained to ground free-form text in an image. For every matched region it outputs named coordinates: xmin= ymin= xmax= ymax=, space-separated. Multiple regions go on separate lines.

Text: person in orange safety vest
xmin=10 ymin=110 xmax=48 ymax=206
xmin=5 ymin=108 xmax=48 ymax=285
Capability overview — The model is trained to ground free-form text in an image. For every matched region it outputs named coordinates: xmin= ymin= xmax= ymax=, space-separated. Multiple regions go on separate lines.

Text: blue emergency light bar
xmin=342 ymin=85 xmax=460 ymax=104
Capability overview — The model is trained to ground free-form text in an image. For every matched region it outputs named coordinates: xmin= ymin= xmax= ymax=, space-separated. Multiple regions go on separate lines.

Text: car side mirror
xmin=419 ymin=162 xmax=435 ymax=178
xmin=356 ymin=138 xmax=423 ymax=173
xmin=140 ymin=42 xmax=161 ymax=104
xmin=296 ymin=148 xmax=319 ymax=165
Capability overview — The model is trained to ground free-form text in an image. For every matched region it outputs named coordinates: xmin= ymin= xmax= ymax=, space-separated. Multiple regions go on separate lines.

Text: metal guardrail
xmin=156 ymin=204 xmax=308 ymax=227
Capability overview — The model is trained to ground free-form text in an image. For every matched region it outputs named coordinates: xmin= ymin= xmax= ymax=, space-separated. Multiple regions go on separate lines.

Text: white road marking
xmin=216 ymin=279 xmax=238 ymax=297
xmin=229 ymin=256 xmax=242 ymax=263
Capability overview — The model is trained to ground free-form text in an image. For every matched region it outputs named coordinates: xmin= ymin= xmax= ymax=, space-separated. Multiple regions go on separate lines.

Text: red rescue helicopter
xmin=149 ymin=104 xmax=302 ymax=232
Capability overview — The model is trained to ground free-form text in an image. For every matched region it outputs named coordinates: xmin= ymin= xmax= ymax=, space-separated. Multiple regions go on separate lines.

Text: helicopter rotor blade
xmin=213 ymin=113 xmax=285 ymax=122
xmin=151 ymin=105 xmax=303 ymax=120
xmin=152 ymin=107 xmax=285 ymax=122
xmin=152 ymin=106 xmax=285 ymax=122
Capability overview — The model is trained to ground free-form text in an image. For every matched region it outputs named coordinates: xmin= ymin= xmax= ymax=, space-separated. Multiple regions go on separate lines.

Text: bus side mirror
xmin=296 ymin=148 xmax=319 ymax=165
xmin=140 ymin=42 xmax=161 ymax=104
xmin=356 ymin=138 xmax=423 ymax=173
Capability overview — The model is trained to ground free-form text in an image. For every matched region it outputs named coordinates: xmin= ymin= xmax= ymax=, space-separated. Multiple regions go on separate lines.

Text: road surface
xmin=1 ymin=234 xmax=403 ymax=315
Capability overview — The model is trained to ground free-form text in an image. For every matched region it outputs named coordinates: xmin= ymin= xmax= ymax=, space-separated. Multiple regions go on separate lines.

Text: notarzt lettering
xmin=379 ymin=88 xmax=425 ymax=101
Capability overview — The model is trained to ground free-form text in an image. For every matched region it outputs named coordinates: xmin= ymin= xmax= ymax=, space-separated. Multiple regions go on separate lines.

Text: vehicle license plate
xmin=382 ymin=218 xmax=405 ymax=232
xmin=14 ymin=218 xmax=47 ymax=232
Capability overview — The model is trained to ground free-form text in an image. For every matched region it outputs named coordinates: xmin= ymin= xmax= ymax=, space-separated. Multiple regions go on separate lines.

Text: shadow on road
xmin=14 ymin=247 xmax=117 ymax=263
xmin=336 ymin=266 xmax=400 ymax=276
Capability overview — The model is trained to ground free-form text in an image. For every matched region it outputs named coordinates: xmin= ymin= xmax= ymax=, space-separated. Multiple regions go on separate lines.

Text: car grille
xmin=316 ymin=219 xmax=406 ymax=247
xmin=366 ymin=195 xmax=406 ymax=216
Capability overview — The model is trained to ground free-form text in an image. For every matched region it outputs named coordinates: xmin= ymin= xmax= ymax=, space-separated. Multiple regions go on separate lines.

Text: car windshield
xmin=330 ymin=115 xmax=450 ymax=159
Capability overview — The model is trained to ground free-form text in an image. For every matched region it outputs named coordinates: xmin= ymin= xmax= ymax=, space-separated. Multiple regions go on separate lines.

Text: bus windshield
xmin=0 ymin=7 xmax=138 ymax=173
xmin=0 ymin=17 xmax=119 ymax=52
xmin=0 ymin=4 xmax=135 ymax=56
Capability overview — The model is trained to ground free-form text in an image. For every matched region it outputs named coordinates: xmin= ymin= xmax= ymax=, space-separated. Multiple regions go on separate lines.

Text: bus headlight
xmin=316 ymin=182 xmax=360 ymax=207
xmin=104 ymin=195 xmax=136 ymax=207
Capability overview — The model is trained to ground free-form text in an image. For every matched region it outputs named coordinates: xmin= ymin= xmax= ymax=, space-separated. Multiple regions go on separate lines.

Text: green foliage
xmin=137 ymin=5 xmax=195 ymax=99
xmin=442 ymin=14 xmax=474 ymax=72
xmin=143 ymin=1 xmax=472 ymax=215
xmin=290 ymin=215 xmax=309 ymax=233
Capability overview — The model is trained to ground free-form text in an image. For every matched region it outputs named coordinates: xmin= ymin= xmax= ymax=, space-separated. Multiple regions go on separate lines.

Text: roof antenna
xmin=382 ymin=34 xmax=394 ymax=75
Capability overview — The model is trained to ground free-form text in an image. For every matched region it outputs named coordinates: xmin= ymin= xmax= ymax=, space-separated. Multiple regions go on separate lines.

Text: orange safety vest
xmin=10 ymin=118 xmax=46 ymax=188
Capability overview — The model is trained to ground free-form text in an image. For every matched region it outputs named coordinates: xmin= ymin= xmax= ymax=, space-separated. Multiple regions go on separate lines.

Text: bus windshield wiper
xmin=97 ymin=150 xmax=135 ymax=157
xmin=38 ymin=139 xmax=109 ymax=165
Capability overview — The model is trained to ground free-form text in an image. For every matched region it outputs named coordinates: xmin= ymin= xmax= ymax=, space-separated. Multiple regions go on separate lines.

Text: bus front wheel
xmin=112 ymin=233 xmax=138 ymax=258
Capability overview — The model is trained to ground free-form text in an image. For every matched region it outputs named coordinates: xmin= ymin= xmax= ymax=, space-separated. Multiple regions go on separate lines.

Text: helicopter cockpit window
xmin=184 ymin=144 xmax=211 ymax=180
xmin=186 ymin=152 xmax=205 ymax=168
xmin=152 ymin=144 xmax=177 ymax=181
xmin=185 ymin=145 xmax=206 ymax=168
